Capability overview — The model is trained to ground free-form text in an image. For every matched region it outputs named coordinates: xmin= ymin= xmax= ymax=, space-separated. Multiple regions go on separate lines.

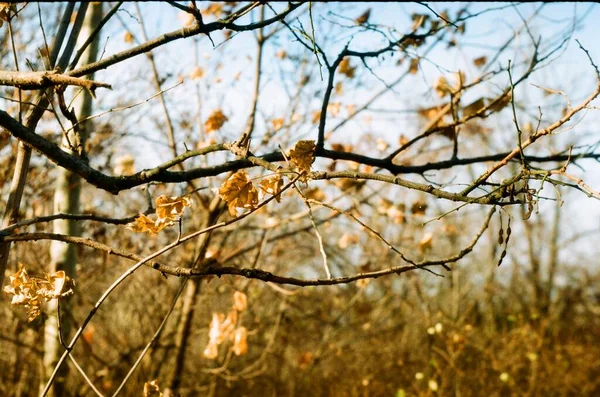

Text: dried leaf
xmin=473 ymin=56 xmax=487 ymax=68
xmin=339 ymin=58 xmax=356 ymax=78
xmin=233 ymin=291 xmax=248 ymax=312
xmin=327 ymin=102 xmax=341 ymax=117
xmin=355 ymin=8 xmax=371 ymax=25
xmin=276 ymin=49 xmax=287 ymax=59
xmin=289 ymin=140 xmax=316 ymax=181
xmin=190 ymin=66 xmax=205 ymax=79
xmin=304 ymin=187 xmax=326 ymax=201
xmin=335 ymin=82 xmax=343 ymax=95
xmin=114 ymin=154 xmax=135 ymax=176
xmin=271 ymin=118 xmax=285 ymax=130
xmin=487 ymin=92 xmax=512 ymax=112
xmin=219 ymin=170 xmax=259 ymax=216
xmin=311 ymin=110 xmax=321 ymax=125
xmin=434 ymin=76 xmax=452 ymax=97
xmin=3 ymin=266 xmax=75 ymax=322
xmin=338 ymin=232 xmax=359 ymax=249
xmin=203 ymin=341 xmax=219 ymax=359
xmin=411 ymin=13 xmax=429 ymax=31
xmin=259 ymin=174 xmax=283 ymax=202
xmin=143 ymin=380 xmax=163 ymax=397
xmin=123 ymin=31 xmax=134 ymax=44
xmin=155 ymin=195 xmax=192 ymax=222
xmin=203 ymin=3 xmax=223 ymax=17
xmin=232 ymin=327 xmax=248 ymax=356
xmin=126 ymin=214 xmax=167 ymax=234
xmin=204 ymin=109 xmax=228 ymax=134
xmin=408 ymin=57 xmax=420 ymax=75
xmin=411 ymin=201 xmax=428 ymax=215
xmin=463 ymin=98 xmax=486 ymax=118
xmin=418 ymin=232 xmax=433 ymax=252
xmin=178 ymin=11 xmax=195 ymax=27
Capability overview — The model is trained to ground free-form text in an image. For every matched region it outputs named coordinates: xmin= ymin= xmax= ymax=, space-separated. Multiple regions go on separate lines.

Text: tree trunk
xmin=41 ymin=3 xmax=103 ymax=396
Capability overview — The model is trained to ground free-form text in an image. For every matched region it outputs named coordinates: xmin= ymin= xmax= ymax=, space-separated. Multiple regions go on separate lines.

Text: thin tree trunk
xmin=41 ymin=4 xmax=102 ymax=396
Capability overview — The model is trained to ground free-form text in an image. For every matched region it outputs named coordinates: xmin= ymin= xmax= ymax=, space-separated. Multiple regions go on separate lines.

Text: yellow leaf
xmin=355 ymin=8 xmax=371 ymax=25
xmin=473 ymin=56 xmax=487 ymax=68
xmin=189 ymin=66 xmax=205 ymax=79
xmin=143 ymin=380 xmax=163 ymax=397
xmin=276 ymin=49 xmax=287 ymax=59
xmin=204 ymin=109 xmax=228 ymax=134
xmin=327 ymin=102 xmax=341 ymax=117
xmin=178 ymin=11 xmax=195 ymax=27
xmin=203 ymin=3 xmax=223 ymax=17
xmin=259 ymin=174 xmax=283 ymax=202
xmin=219 ymin=170 xmax=259 ymax=216
xmin=232 ymin=327 xmax=248 ymax=356
xmin=155 ymin=195 xmax=192 ymax=222
xmin=271 ymin=118 xmax=285 ymax=130
xmin=289 ymin=140 xmax=316 ymax=181
xmin=123 ymin=31 xmax=134 ymax=44
xmin=434 ymin=76 xmax=452 ymax=98
xmin=463 ymin=98 xmax=486 ymax=118
xmin=114 ymin=154 xmax=135 ymax=176
xmin=126 ymin=214 xmax=166 ymax=234
xmin=338 ymin=58 xmax=356 ymax=78
xmin=303 ymin=187 xmax=326 ymax=201
xmin=408 ymin=57 xmax=419 ymax=75
xmin=311 ymin=110 xmax=321 ymax=124
xmin=233 ymin=291 xmax=247 ymax=312
xmin=418 ymin=232 xmax=433 ymax=252
xmin=335 ymin=82 xmax=343 ymax=95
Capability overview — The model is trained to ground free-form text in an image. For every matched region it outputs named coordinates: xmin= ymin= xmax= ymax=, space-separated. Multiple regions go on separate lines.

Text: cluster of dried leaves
xmin=203 ymin=291 xmax=249 ymax=359
xmin=127 ymin=195 xmax=192 ymax=234
xmin=3 ymin=265 xmax=75 ymax=321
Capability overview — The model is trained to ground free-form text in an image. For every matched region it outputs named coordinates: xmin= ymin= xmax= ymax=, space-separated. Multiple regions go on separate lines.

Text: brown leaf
xmin=123 ymin=31 xmax=134 ymax=44
xmin=434 ymin=76 xmax=452 ymax=97
xmin=143 ymin=380 xmax=163 ymax=397
xmin=126 ymin=214 xmax=167 ymax=234
xmin=203 ymin=3 xmax=223 ymax=17
xmin=463 ymin=98 xmax=487 ymax=118
xmin=155 ymin=195 xmax=192 ymax=222
xmin=219 ymin=170 xmax=259 ymax=216
xmin=355 ymin=8 xmax=371 ymax=25
xmin=408 ymin=57 xmax=420 ymax=75
xmin=271 ymin=118 xmax=285 ymax=130
xmin=232 ymin=327 xmax=248 ymax=356
xmin=233 ymin=291 xmax=248 ymax=312
xmin=339 ymin=58 xmax=356 ymax=78
xmin=411 ymin=13 xmax=429 ymax=31
xmin=473 ymin=56 xmax=487 ymax=68
xmin=311 ymin=110 xmax=321 ymax=125
xmin=259 ymin=174 xmax=283 ymax=202
xmin=411 ymin=201 xmax=428 ymax=215
xmin=418 ymin=232 xmax=433 ymax=252
xmin=289 ymin=140 xmax=316 ymax=181
xmin=190 ymin=66 xmax=205 ymax=79
xmin=204 ymin=109 xmax=228 ymax=133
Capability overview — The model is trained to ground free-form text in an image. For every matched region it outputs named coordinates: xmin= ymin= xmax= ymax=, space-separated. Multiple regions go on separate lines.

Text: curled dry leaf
xmin=355 ymin=8 xmax=371 ymax=25
xmin=338 ymin=58 xmax=356 ymax=78
xmin=204 ymin=109 xmax=228 ymax=134
xmin=259 ymin=174 xmax=283 ymax=202
xmin=289 ymin=140 xmax=316 ymax=181
xmin=143 ymin=380 xmax=163 ymax=397
xmin=127 ymin=214 xmax=166 ymax=235
xmin=3 ymin=266 xmax=75 ymax=322
xmin=155 ymin=195 xmax=192 ymax=222
xmin=219 ymin=170 xmax=259 ymax=216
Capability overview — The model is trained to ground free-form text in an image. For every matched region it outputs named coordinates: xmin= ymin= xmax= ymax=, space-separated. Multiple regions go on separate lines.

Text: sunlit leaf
xmin=408 ymin=57 xmax=419 ymax=75
xmin=271 ymin=118 xmax=285 ymax=130
xmin=418 ymin=232 xmax=433 ymax=252
xmin=259 ymin=174 xmax=283 ymax=202
xmin=232 ymin=327 xmax=248 ymax=356
xmin=143 ymin=380 xmax=163 ymax=397
xmin=190 ymin=66 xmax=205 ymax=79
xmin=233 ymin=291 xmax=248 ymax=312
xmin=219 ymin=170 xmax=259 ymax=216
xmin=355 ymin=8 xmax=371 ymax=25
xmin=123 ymin=31 xmax=134 ymax=44
xmin=204 ymin=109 xmax=228 ymax=134
xmin=289 ymin=140 xmax=316 ymax=181
xmin=155 ymin=195 xmax=192 ymax=222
